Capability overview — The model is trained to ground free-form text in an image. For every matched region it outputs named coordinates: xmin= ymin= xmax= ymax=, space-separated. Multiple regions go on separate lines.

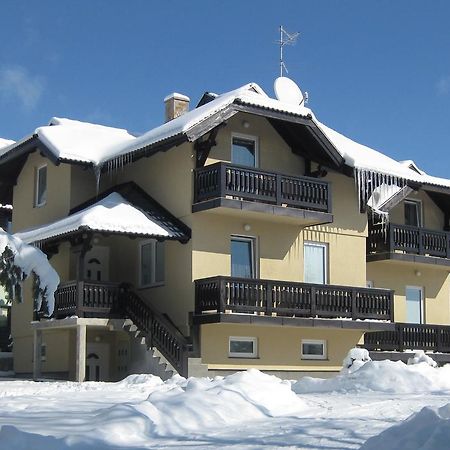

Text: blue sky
xmin=0 ymin=1 xmax=449 ymax=177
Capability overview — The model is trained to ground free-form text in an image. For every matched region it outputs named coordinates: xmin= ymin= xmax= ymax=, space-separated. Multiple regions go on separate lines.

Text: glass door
xmin=406 ymin=286 xmax=423 ymax=324
xmin=304 ymin=242 xmax=327 ymax=284
xmin=231 ymin=237 xmax=255 ymax=278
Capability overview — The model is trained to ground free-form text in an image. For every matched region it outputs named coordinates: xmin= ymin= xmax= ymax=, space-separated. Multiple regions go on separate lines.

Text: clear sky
xmin=0 ymin=1 xmax=449 ymax=177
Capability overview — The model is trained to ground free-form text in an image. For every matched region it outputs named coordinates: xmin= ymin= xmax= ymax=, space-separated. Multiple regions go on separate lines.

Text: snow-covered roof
xmin=0 ymin=80 xmax=449 ymax=192
xmin=15 ymin=192 xmax=178 ymax=244
xmin=315 ymin=121 xmax=450 ymax=189
xmin=0 ymin=138 xmax=15 ymax=151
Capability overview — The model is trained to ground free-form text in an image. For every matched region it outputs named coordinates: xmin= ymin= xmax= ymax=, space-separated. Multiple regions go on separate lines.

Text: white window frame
xmin=228 ymin=336 xmax=258 ymax=358
xmin=230 ymin=235 xmax=258 ymax=279
xmin=301 ymin=339 xmax=327 ymax=360
xmin=404 ymin=199 xmax=423 ymax=227
xmin=138 ymin=239 xmax=165 ymax=288
xmin=35 ymin=164 xmax=47 ymax=207
xmin=231 ymin=133 xmax=259 ymax=168
xmin=303 ymin=241 xmax=328 ymax=284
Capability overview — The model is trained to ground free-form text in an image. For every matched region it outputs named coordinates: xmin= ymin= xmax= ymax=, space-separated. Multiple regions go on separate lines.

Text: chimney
xmin=164 ymin=92 xmax=190 ymax=122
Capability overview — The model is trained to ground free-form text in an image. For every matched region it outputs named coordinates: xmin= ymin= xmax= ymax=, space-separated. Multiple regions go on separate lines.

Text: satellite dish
xmin=274 ymin=76 xmax=304 ymax=105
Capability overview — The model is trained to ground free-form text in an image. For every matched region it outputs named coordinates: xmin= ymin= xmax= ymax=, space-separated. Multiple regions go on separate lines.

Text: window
xmin=231 ymin=236 xmax=256 ymax=278
xmin=366 ymin=280 xmax=374 ymax=288
xmin=41 ymin=343 xmax=47 ymax=362
xmin=304 ymin=242 xmax=328 ymax=284
xmin=232 ymin=135 xmax=257 ymax=167
xmin=35 ymin=165 xmax=47 ymax=207
xmin=139 ymin=240 xmax=165 ymax=287
xmin=406 ymin=286 xmax=424 ymax=324
xmin=229 ymin=336 xmax=257 ymax=358
xmin=404 ymin=200 xmax=422 ymax=227
xmin=301 ymin=339 xmax=327 ymax=360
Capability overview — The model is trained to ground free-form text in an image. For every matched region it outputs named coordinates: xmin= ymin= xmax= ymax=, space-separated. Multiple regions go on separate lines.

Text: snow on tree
xmin=0 ymin=229 xmax=59 ymax=316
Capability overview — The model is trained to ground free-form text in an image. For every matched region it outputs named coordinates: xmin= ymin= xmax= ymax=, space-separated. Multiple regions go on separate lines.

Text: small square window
xmin=35 ymin=165 xmax=47 ymax=207
xmin=301 ymin=339 xmax=327 ymax=360
xmin=229 ymin=336 xmax=257 ymax=358
xmin=41 ymin=343 xmax=47 ymax=362
xmin=139 ymin=240 xmax=165 ymax=288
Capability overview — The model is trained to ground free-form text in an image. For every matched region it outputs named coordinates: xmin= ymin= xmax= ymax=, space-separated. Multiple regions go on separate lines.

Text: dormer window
xmin=35 ymin=165 xmax=47 ymax=207
xmin=404 ymin=199 xmax=422 ymax=227
xmin=232 ymin=134 xmax=257 ymax=167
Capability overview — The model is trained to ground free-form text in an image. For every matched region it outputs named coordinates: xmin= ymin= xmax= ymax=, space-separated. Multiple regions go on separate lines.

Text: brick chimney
xmin=164 ymin=92 xmax=190 ymax=122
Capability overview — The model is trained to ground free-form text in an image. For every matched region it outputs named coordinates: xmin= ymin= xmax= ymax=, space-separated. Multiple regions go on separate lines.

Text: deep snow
xmin=0 ymin=360 xmax=449 ymax=449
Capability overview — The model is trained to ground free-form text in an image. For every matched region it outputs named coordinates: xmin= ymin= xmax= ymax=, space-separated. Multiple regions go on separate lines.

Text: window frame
xmin=301 ymin=339 xmax=327 ymax=360
xmin=404 ymin=199 xmax=423 ymax=228
xmin=230 ymin=235 xmax=258 ymax=279
xmin=228 ymin=336 xmax=258 ymax=358
xmin=138 ymin=239 xmax=165 ymax=288
xmin=303 ymin=241 xmax=328 ymax=284
xmin=34 ymin=164 xmax=48 ymax=207
xmin=231 ymin=133 xmax=259 ymax=168
xmin=405 ymin=285 xmax=424 ymax=324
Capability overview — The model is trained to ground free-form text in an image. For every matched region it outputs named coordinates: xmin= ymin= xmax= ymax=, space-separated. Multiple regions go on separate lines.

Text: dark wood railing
xmin=120 ymin=290 xmax=190 ymax=377
xmin=50 ymin=281 xmax=190 ymax=376
xmin=365 ymin=323 xmax=450 ymax=353
xmin=195 ymin=276 xmax=394 ymax=321
xmin=53 ymin=281 xmax=123 ymax=318
xmin=368 ymin=223 xmax=450 ymax=259
xmin=194 ymin=162 xmax=331 ymax=213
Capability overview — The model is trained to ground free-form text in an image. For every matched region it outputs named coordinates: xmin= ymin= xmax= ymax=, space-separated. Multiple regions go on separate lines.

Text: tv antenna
xmin=277 ymin=25 xmax=299 ymax=77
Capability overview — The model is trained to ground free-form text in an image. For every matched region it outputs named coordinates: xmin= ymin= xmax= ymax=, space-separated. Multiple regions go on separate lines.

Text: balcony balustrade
xmin=194 ymin=162 xmax=331 ymax=213
xmin=368 ymin=223 xmax=450 ymax=259
xmin=195 ymin=276 xmax=394 ymax=321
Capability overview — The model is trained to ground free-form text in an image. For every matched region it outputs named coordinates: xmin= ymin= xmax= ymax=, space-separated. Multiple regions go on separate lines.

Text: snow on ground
xmin=0 ymin=362 xmax=449 ymax=449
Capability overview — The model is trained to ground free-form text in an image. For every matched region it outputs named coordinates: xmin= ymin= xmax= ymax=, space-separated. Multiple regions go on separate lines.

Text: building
xmin=0 ymin=79 xmax=448 ymax=381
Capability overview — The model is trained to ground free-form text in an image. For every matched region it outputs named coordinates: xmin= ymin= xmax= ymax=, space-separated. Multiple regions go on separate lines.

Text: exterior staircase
xmin=120 ymin=289 xmax=193 ymax=378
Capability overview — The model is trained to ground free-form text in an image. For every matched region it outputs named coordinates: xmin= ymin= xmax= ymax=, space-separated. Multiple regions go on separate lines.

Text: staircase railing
xmin=120 ymin=289 xmax=190 ymax=377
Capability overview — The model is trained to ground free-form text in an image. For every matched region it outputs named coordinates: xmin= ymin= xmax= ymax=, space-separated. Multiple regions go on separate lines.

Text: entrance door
xmin=84 ymin=246 xmax=110 ymax=281
xmin=85 ymin=343 xmax=110 ymax=381
xmin=406 ymin=286 xmax=423 ymax=324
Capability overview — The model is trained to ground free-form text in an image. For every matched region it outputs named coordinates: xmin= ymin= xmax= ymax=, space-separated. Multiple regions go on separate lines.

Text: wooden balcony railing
xmin=365 ymin=323 xmax=450 ymax=353
xmin=195 ymin=276 xmax=394 ymax=321
xmin=194 ymin=162 xmax=331 ymax=213
xmin=52 ymin=280 xmax=123 ymax=319
xmin=50 ymin=281 xmax=190 ymax=376
xmin=368 ymin=223 xmax=450 ymax=259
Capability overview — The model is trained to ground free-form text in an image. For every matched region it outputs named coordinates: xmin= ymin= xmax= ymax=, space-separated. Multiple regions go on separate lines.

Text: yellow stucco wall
xmin=12 ymin=153 xmax=72 ymax=233
xmin=390 ymin=190 xmax=444 ymax=230
xmin=201 ymin=323 xmax=364 ymax=371
xmin=367 ymin=260 xmax=450 ymax=325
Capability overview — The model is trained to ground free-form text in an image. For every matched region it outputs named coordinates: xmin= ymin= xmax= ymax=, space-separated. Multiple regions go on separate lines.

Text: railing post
xmin=76 ymin=281 xmax=84 ymax=318
xmin=351 ymin=288 xmax=357 ymax=320
xmin=389 ymin=224 xmax=395 ymax=252
xmin=193 ymin=168 xmax=198 ymax=204
xmin=218 ymin=278 xmax=225 ymax=314
xmin=326 ymin=183 xmax=332 ymax=213
xmin=418 ymin=228 xmax=424 ymax=255
xmin=276 ymin=173 xmax=282 ymax=205
xmin=265 ymin=282 xmax=273 ymax=316
xmin=220 ymin=163 xmax=227 ymax=196
xmin=398 ymin=325 xmax=404 ymax=352
xmin=389 ymin=291 xmax=395 ymax=322
xmin=310 ymin=286 xmax=316 ymax=317
xmin=436 ymin=327 xmax=442 ymax=353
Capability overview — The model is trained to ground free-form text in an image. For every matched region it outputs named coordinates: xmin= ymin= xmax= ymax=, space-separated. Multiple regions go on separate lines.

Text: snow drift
xmin=292 ymin=360 xmax=450 ymax=394
xmin=361 ymin=403 xmax=450 ymax=450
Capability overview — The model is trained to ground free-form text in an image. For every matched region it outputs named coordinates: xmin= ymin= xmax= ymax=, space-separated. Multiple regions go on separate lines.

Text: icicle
xmin=94 ymin=165 xmax=102 ymax=195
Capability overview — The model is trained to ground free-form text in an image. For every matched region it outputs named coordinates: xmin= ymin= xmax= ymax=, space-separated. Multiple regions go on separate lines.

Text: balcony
xmin=367 ymin=223 xmax=450 ymax=267
xmin=193 ymin=162 xmax=333 ymax=226
xmin=51 ymin=281 xmax=124 ymax=319
xmin=365 ymin=323 xmax=450 ymax=353
xmin=194 ymin=276 xmax=394 ymax=330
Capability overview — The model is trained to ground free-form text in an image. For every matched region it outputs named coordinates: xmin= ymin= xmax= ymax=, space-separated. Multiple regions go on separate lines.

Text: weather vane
xmin=277 ymin=25 xmax=300 ymax=77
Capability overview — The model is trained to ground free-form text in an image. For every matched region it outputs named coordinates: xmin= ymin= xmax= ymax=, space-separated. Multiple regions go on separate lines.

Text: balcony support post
xmin=75 ymin=324 xmax=86 ymax=382
xmin=32 ymin=328 xmax=42 ymax=380
xmin=276 ymin=174 xmax=282 ymax=206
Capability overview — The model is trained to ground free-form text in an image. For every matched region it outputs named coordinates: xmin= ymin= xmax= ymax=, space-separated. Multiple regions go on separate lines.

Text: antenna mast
xmin=278 ymin=25 xmax=300 ymax=77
